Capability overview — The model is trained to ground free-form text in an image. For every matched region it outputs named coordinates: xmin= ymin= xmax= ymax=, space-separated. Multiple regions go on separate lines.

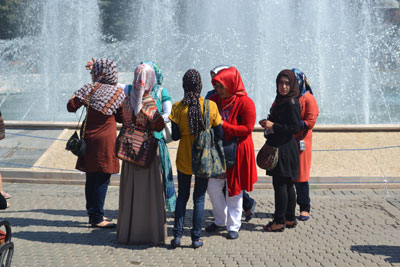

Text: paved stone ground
xmin=1 ymin=183 xmax=400 ymax=266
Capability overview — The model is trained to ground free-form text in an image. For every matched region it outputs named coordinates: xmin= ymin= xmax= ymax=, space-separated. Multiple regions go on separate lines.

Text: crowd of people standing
xmin=66 ymin=58 xmax=319 ymax=248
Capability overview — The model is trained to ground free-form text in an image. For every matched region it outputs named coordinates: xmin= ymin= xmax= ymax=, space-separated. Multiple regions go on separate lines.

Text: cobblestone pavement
xmin=1 ymin=183 xmax=400 ymax=267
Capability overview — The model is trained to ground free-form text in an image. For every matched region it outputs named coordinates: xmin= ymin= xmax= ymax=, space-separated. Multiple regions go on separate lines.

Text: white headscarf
xmin=130 ymin=64 xmax=156 ymax=115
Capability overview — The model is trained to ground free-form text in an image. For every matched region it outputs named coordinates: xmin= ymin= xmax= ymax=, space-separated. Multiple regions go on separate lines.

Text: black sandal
xmin=285 ymin=219 xmax=298 ymax=229
xmin=263 ymin=221 xmax=285 ymax=232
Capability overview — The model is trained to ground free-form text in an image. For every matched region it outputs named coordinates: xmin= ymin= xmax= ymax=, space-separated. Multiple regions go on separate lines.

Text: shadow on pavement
xmin=351 ymin=245 xmax=400 ymax=263
xmin=1 ymin=208 xmax=119 ymax=219
xmin=12 ymin=230 xmax=174 ymax=250
xmin=3 ymin=217 xmax=90 ymax=228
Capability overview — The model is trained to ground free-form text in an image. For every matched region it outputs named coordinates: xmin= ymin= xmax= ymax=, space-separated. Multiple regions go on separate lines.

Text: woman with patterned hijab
xmin=117 ymin=64 xmax=166 ymax=245
xmin=169 ymin=69 xmax=223 ymax=249
xmin=67 ymin=58 xmax=125 ymax=228
xmin=118 ymin=61 xmax=176 ymax=213
xmin=292 ymin=68 xmax=319 ymax=222
xmin=144 ymin=61 xmax=177 ymax=211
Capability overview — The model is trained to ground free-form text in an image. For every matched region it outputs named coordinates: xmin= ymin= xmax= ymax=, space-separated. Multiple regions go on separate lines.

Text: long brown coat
xmin=67 ymin=97 xmax=122 ymax=173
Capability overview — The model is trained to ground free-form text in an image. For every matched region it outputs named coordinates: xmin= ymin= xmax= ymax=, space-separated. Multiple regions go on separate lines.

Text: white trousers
xmin=207 ymin=178 xmax=243 ymax=232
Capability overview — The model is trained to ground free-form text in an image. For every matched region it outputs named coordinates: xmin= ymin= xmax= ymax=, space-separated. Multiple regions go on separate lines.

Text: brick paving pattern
xmin=1 ymin=183 xmax=399 ymax=266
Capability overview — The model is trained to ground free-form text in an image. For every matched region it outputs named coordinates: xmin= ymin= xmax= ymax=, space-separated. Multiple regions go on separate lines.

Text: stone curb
xmin=2 ymin=168 xmax=400 ymax=189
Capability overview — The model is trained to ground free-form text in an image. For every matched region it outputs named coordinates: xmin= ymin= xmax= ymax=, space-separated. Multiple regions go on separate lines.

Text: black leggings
xmin=272 ymin=175 xmax=296 ymax=224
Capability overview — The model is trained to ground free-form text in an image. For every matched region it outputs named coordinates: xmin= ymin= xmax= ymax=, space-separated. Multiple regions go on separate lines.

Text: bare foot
xmin=264 ymin=222 xmax=284 ymax=232
xmin=1 ymin=191 xmax=11 ymax=199
xmin=300 ymin=211 xmax=310 ymax=217
xmin=285 ymin=220 xmax=296 ymax=227
xmin=92 ymin=221 xmax=116 ymax=228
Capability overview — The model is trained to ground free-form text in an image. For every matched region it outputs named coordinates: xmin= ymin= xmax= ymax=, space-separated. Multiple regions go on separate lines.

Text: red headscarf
xmin=211 ymin=67 xmax=247 ymax=110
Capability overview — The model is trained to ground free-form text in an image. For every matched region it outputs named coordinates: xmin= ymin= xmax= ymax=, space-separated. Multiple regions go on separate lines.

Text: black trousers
xmin=295 ymin=181 xmax=310 ymax=213
xmin=272 ymin=175 xmax=296 ymax=224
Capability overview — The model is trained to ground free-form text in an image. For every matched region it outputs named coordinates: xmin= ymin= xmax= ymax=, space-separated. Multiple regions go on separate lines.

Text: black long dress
xmin=266 ymin=98 xmax=301 ymax=179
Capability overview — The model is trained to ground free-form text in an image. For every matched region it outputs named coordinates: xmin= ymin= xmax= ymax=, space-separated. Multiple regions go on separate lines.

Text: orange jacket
xmin=294 ymin=92 xmax=319 ymax=182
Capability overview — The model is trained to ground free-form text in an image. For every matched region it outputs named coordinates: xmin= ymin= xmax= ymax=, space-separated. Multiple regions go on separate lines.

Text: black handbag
xmin=223 ymin=139 xmax=237 ymax=169
xmin=222 ymin=115 xmax=241 ymax=169
xmin=66 ymin=85 xmax=93 ymax=157
xmin=66 ymin=131 xmax=87 ymax=157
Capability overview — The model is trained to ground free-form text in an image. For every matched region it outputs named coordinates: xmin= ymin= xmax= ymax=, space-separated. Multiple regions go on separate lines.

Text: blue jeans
xmin=173 ymin=171 xmax=208 ymax=241
xmin=85 ymin=172 xmax=111 ymax=224
xmin=242 ymin=190 xmax=255 ymax=212
xmin=295 ymin=181 xmax=310 ymax=213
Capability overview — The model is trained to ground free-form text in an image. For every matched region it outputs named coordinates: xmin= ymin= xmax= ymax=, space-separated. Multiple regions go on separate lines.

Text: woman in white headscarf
xmin=117 ymin=64 xmax=166 ymax=245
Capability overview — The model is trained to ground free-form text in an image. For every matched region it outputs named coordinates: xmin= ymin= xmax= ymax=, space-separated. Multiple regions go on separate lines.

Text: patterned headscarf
xmin=74 ymin=58 xmax=124 ymax=115
xmin=130 ymin=64 xmax=156 ymax=115
xmin=92 ymin=58 xmax=118 ymax=85
xmin=141 ymin=60 xmax=164 ymax=100
xmin=182 ymin=69 xmax=205 ymax=135
xmin=292 ymin=68 xmax=313 ymax=96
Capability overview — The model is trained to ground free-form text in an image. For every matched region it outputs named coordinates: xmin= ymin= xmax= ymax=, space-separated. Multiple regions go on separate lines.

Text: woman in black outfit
xmin=259 ymin=69 xmax=301 ymax=232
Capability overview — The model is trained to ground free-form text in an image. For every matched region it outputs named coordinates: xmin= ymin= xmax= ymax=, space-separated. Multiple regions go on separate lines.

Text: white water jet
xmin=0 ymin=0 xmax=399 ymax=124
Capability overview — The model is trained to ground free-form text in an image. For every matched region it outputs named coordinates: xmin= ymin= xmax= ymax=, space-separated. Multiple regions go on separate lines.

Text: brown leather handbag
xmin=256 ymin=142 xmax=279 ymax=171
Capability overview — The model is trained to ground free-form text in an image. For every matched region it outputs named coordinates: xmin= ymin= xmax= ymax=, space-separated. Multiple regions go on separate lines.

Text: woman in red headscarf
xmin=206 ymin=67 xmax=257 ymax=240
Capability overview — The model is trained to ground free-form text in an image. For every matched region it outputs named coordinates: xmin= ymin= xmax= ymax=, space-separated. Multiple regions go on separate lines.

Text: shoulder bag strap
xmin=81 ymin=83 xmax=99 ymax=138
xmin=203 ymin=99 xmax=210 ymax=129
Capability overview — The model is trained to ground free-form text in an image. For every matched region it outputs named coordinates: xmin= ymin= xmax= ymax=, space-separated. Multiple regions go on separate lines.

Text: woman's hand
xmin=265 ymin=120 xmax=274 ymax=130
xmin=259 ymin=119 xmax=267 ymax=128
xmin=259 ymin=119 xmax=273 ymax=129
xmin=85 ymin=58 xmax=95 ymax=70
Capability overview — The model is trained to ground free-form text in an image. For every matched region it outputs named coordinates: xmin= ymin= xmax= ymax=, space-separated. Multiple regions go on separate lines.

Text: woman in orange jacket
xmin=292 ymin=69 xmax=319 ymax=221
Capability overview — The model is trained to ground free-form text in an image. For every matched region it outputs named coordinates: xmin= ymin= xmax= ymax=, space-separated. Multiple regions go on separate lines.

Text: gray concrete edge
xmin=2 ymin=168 xmax=400 ymax=189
